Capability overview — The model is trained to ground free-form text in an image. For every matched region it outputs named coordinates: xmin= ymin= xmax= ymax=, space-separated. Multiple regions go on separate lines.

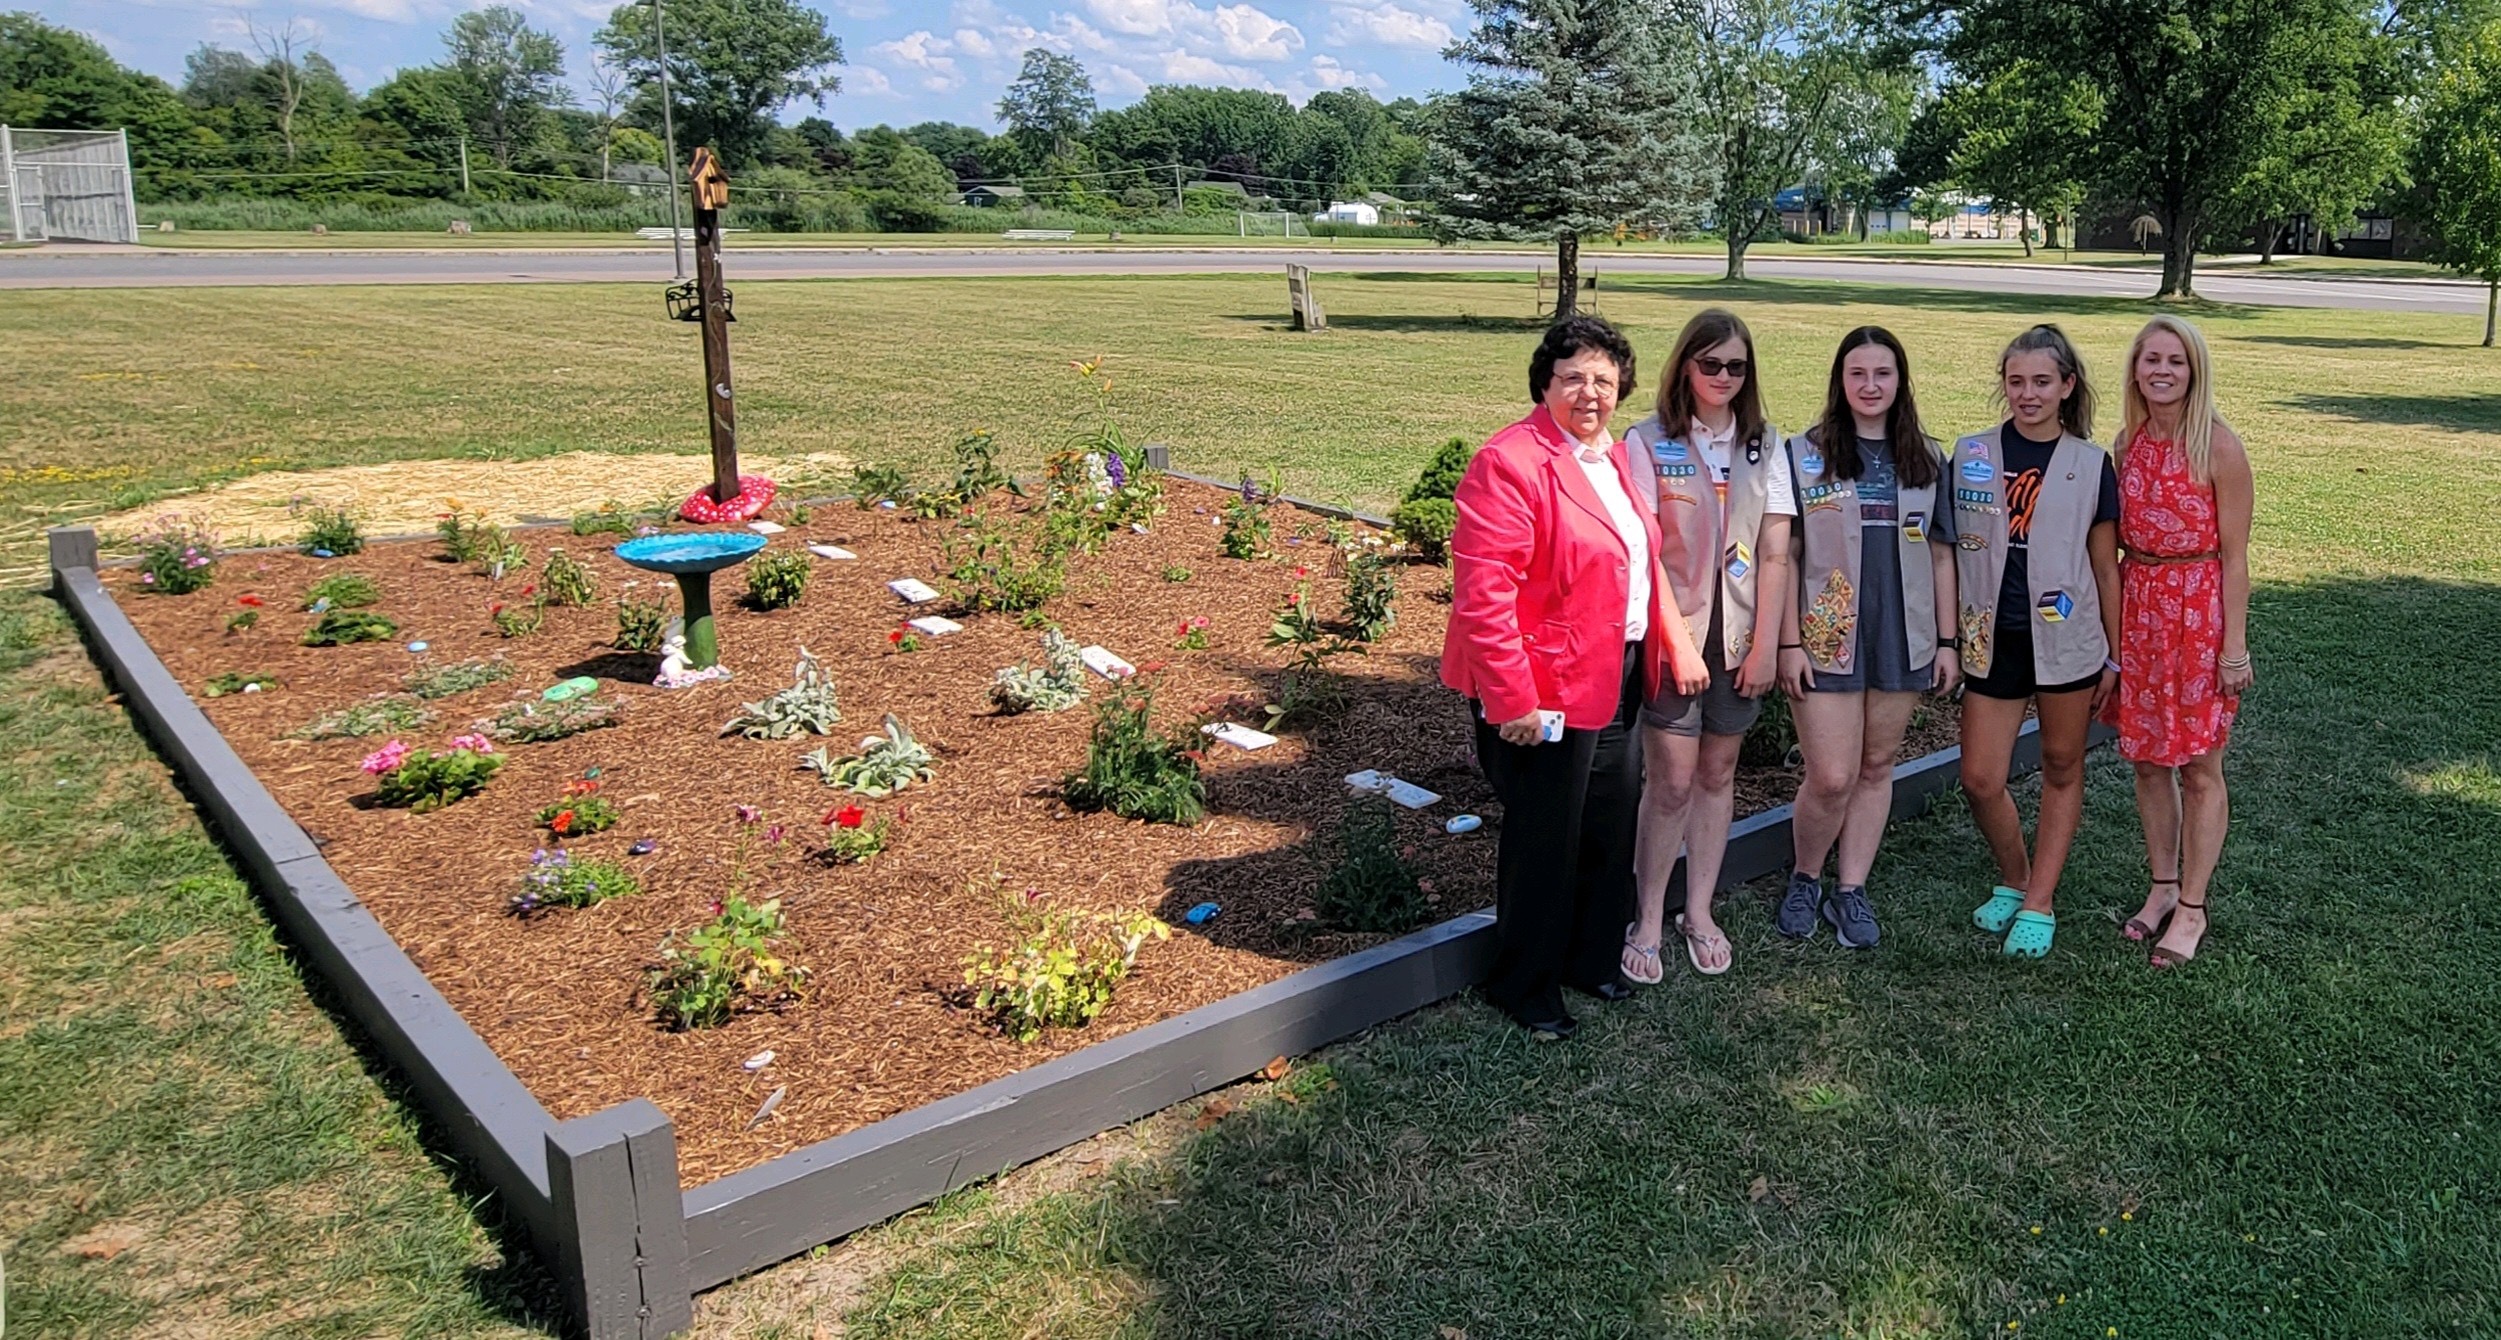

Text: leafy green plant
xmin=1403 ymin=435 xmax=1478 ymax=504
xmin=1339 ymin=539 xmax=1399 ymax=642
xmin=132 ymin=516 xmax=217 ymax=594
xmin=225 ymin=610 xmax=258 ymax=634
xmin=300 ymin=572 xmax=380 ymax=610
xmin=818 ymin=803 xmax=892 ymax=864
xmin=1063 ymin=673 xmax=1206 ymax=826
xmin=537 ymin=786 xmax=621 ymax=836
xmin=851 ymin=462 xmax=914 ymax=508
xmin=745 ymin=549 xmax=810 ymax=610
xmin=1263 ymin=569 xmax=1360 ymax=732
xmin=294 ymin=694 xmax=431 ymax=739
xmin=1315 ymin=797 xmax=1432 ymax=932
xmin=887 ymin=625 xmax=926 ymax=653
xmin=649 ymin=896 xmax=808 ymax=1030
xmin=364 ymin=737 xmax=501 ymax=813
xmin=570 ymin=502 xmax=639 ymax=536
xmin=908 ymin=488 xmax=965 ymax=521
xmin=963 ymin=882 xmax=1170 ymax=1043
xmin=489 ymin=594 xmax=545 ymax=637
xmin=1220 ymin=474 xmax=1276 ymax=559
xmin=989 ymin=629 xmax=1090 ymax=715
xmin=482 ymin=694 xmax=623 ymax=744
xmin=949 ymin=427 xmax=1020 ymax=503
xmin=722 ymin=649 xmax=842 ymax=739
xmin=944 ymin=511 xmax=1066 ymax=614
xmin=540 ymin=549 xmax=598 ymax=607
xmin=1740 ymin=688 xmax=1800 ymax=769
xmin=1174 ymin=616 xmax=1212 ymax=651
xmin=436 ymin=507 xmax=503 ymax=563
xmin=788 ymin=502 xmax=813 ymax=526
xmin=401 ymin=657 xmax=511 ymax=699
xmin=202 ymin=671 xmax=278 ymax=697
xmin=1070 ymin=356 xmax=1162 ymax=528
xmin=1390 ymin=498 xmax=1457 ymax=564
xmin=295 ymin=504 xmax=365 ymax=556
xmin=510 ymin=848 xmax=639 ymax=915
xmin=803 ymin=714 xmax=935 ymax=796
xmin=615 ymin=590 xmax=671 ymax=652
xmin=301 ymin=610 xmax=400 ymax=646
xmin=1162 ymin=564 xmax=1192 ymax=583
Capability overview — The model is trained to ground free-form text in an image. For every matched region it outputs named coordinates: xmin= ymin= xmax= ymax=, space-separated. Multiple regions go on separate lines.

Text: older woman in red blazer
xmin=1443 ymin=315 xmax=1710 ymax=1038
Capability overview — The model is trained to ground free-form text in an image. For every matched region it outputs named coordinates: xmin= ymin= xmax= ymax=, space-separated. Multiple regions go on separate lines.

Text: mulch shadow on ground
xmin=107 ymin=478 xmax=1950 ymax=1184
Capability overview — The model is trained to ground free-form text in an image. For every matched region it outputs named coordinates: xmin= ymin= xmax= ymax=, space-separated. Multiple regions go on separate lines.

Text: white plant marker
xmin=808 ymin=544 xmax=856 ymax=560
xmin=1201 ymin=722 xmax=1278 ymax=750
xmin=906 ymin=615 xmax=963 ymax=636
xmin=747 ymin=520 xmax=786 ymax=534
xmin=886 ymin=577 xmax=941 ymax=604
xmin=1078 ymin=645 xmax=1135 ymax=680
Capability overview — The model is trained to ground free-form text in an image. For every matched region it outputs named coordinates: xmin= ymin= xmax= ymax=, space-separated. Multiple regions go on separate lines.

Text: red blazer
xmin=1440 ymin=405 xmax=1670 ymax=729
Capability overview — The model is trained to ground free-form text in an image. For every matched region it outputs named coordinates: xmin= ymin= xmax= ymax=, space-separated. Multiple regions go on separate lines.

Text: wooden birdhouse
xmin=689 ymin=147 xmax=731 ymax=212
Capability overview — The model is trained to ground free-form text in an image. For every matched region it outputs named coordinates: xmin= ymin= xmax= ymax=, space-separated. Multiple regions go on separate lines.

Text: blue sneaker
xmin=1822 ymin=884 xmax=1880 ymax=948
xmin=1777 ymin=871 xmax=1822 ymax=939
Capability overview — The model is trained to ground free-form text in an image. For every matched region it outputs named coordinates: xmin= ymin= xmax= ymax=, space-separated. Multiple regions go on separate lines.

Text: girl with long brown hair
xmin=1774 ymin=327 xmax=1962 ymax=948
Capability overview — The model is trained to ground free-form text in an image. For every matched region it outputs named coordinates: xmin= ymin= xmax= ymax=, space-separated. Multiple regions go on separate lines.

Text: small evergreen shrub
xmin=301 ymin=572 xmax=380 ymax=610
xmin=540 ymin=549 xmax=598 ymax=606
xmin=745 ymin=549 xmax=810 ymax=609
xmin=301 ymin=610 xmax=399 ymax=646
xmin=1390 ymin=498 xmax=1457 ymax=563
xmin=295 ymin=504 xmax=365 ymax=556
xmin=989 ymin=629 xmax=1089 ymax=714
xmin=722 ymin=649 xmax=842 ymax=739
xmin=1063 ymin=673 xmax=1205 ymax=825
xmin=1315 ymin=798 xmax=1432 ymax=932
xmin=1403 ymin=436 xmax=1479 ymax=504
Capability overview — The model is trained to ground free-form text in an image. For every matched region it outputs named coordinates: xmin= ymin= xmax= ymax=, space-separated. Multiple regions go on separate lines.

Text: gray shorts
xmin=1641 ymin=656 xmax=1765 ymax=736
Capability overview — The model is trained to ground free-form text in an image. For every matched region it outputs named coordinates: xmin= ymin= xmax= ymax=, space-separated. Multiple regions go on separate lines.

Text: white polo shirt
xmin=1573 ymin=432 xmax=1650 ymax=643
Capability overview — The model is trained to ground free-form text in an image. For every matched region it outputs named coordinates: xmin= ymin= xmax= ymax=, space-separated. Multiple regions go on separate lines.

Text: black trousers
xmin=1472 ymin=643 xmax=1645 ymax=1021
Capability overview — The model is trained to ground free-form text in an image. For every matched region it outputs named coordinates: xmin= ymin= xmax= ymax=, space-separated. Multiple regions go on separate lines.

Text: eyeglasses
xmin=1695 ymin=357 xmax=1749 ymax=378
xmin=1551 ymin=372 xmax=1619 ymax=394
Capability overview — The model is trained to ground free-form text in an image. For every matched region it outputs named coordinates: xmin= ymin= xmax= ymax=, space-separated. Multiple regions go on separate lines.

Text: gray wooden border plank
xmin=48 ymin=528 xmax=567 ymax=1245
xmin=548 ymin=1100 xmax=693 ymax=1339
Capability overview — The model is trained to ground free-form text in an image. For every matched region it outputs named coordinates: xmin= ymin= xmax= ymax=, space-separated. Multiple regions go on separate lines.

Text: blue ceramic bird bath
xmin=615 ymin=531 xmax=767 ymax=671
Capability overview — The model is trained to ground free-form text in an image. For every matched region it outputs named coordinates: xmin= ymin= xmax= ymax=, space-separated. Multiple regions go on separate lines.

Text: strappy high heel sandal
xmin=2148 ymin=899 xmax=2207 ymax=969
xmin=2123 ymin=876 xmax=2180 ymax=942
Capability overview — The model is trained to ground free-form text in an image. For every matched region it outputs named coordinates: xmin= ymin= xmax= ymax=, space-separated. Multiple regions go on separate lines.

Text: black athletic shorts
xmin=1964 ymin=622 xmax=2100 ymax=700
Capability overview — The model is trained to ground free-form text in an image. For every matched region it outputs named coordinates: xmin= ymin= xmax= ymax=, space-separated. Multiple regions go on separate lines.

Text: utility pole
xmin=1171 ymin=162 xmax=1182 ymax=214
xmin=459 ymin=137 xmax=471 ymax=196
xmin=652 ymin=0 xmax=687 ymax=280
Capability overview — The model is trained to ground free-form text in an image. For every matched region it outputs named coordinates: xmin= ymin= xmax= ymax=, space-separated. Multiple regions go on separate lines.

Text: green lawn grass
xmin=3 ymin=271 xmax=2497 ymax=1336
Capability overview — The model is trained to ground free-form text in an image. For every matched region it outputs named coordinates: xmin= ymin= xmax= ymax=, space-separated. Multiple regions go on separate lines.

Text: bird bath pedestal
xmin=614 ymin=532 xmax=767 ymax=673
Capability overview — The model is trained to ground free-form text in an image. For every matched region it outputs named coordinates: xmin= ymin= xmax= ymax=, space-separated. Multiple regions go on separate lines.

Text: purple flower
xmin=1104 ymin=452 xmax=1127 ymax=489
xmin=736 ymin=804 xmax=762 ymax=824
xmin=765 ymin=824 xmax=786 ymax=845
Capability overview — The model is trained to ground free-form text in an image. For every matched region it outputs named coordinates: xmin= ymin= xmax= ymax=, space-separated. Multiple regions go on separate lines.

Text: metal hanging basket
xmin=663 ymin=281 xmax=735 ymax=323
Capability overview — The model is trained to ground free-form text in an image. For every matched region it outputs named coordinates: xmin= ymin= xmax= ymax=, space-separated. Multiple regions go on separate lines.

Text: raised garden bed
xmin=53 ymin=472 xmax=2022 ymax=1338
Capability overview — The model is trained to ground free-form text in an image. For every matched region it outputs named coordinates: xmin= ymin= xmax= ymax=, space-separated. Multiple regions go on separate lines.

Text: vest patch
xmin=1903 ymin=512 xmax=1927 ymax=544
xmin=1653 ymin=440 xmax=1690 ymax=463
xmin=2037 ymin=590 xmax=2074 ymax=623
xmin=1801 ymin=481 xmax=1845 ymax=505
xmin=1954 ymin=487 xmax=1996 ymax=508
xmin=1960 ymin=457 xmax=1996 ymax=484
xmin=1798 ymin=449 xmax=1825 ymax=477
xmin=1725 ymin=540 xmax=1752 ymax=581
xmin=1660 ymin=463 xmax=1698 ymax=480
xmin=1958 ymin=533 xmax=1988 ymax=551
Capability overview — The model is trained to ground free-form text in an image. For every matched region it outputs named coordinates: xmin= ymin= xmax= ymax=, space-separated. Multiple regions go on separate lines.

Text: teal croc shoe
xmin=2002 ymin=909 xmax=2056 ymax=958
xmin=1972 ymin=885 xmax=2025 ymax=934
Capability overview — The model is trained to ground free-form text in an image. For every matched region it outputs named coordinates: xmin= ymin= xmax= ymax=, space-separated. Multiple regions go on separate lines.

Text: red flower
xmin=489 ymin=601 xmax=505 ymax=614
xmin=824 ymin=804 xmax=865 ymax=829
xmin=1286 ymin=592 xmax=1301 ymax=605
xmin=889 ymin=628 xmax=905 ymax=644
xmin=1139 ymin=659 xmax=1169 ymax=674
xmin=237 ymin=594 xmax=265 ymax=607
xmin=1294 ymin=566 xmax=1310 ymax=579
xmin=521 ymin=583 xmax=536 ymax=597
xmin=550 ymin=810 xmax=574 ymax=834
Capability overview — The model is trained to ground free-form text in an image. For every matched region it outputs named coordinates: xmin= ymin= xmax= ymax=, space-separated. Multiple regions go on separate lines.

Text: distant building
xmin=1312 ymin=200 xmax=1380 ymax=226
xmin=959 ymin=183 xmax=1026 ymax=208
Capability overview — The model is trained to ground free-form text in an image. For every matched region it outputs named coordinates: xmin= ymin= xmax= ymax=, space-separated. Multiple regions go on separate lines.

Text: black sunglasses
xmin=1694 ymin=356 xmax=1750 ymax=378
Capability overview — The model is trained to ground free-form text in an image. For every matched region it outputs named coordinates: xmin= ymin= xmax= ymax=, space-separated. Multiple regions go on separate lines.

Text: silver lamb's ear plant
xmin=803 ymin=713 xmax=935 ymax=797
xmin=723 ymin=648 xmax=842 ymax=739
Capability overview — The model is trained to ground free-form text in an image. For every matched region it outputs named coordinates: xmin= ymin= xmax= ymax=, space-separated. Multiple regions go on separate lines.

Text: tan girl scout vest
xmin=1626 ymin=414 xmax=1776 ymax=667
xmin=1786 ymin=432 xmax=1943 ymax=676
xmin=1947 ymin=430 xmax=2109 ymax=681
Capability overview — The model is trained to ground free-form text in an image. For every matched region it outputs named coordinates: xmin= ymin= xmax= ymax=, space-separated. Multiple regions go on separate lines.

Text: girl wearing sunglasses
xmin=1775 ymin=327 xmax=1961 ymax=950
xmin=1621 ymin=308 xmax=1796 ymax=978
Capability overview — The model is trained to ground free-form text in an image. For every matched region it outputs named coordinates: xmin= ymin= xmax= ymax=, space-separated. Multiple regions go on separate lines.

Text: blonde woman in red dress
xmin=2108 ymin=314 xmax=2254 ymax=967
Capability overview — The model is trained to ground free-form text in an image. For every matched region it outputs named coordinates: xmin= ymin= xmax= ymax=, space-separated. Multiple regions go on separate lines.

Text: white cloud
xmin=1076 ymin=0 xmax=1301 ymax=60
xmin=1085 ymin=0 xmax=1174 ymax=36
xmin=1304 ymin=55 xmax=1386 ymax=91
xmin=847 ymin=65 xmax=897 ymax=96
xmin=1155 ymin=48 xmax=1273 ymax=88
xmin=869 ymin=30 xmax=964 ymax=92
xmin=1324 ymin=3 xmax=1455 ymax=50
xmin=1099 ymin=62 xmax=1149 ymax=96
xmin=952 ymin=26 xmax=996 ymax=58
xmin=1208 ymin=3 xmax=1300 ymax=59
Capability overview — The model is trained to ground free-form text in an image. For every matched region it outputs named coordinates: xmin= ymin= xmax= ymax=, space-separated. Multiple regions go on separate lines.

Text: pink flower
xmin=736 ymin=804 xmax=762 ymax=824
xmin=360 ymin=740 xmax=412 ymax=775
xmin=765 ymin=824 xmax=787 ymax=845
xmin=448 ymin=733 xmax=495 ymax=754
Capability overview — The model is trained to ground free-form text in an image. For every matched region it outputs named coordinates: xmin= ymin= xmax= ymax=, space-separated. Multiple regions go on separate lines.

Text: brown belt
xmin=2123 ymin=550 xmax=2218 ymax=566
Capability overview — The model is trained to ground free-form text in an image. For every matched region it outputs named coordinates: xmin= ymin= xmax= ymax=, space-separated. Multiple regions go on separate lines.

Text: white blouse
xmin=1572 ymin=433 xmax=1651 ymax=643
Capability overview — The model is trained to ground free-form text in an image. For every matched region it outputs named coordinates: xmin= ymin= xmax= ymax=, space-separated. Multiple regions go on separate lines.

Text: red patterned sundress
xmin=2108 ymin=429 xmax=2235 ymax=766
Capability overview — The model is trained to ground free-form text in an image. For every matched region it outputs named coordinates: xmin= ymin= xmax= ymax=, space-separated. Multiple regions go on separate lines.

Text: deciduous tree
xmin=595 ymin=0 xmax=841 ymax=169
xmin=2419 ymin=19 xmax=2501 ymax=343
xmin=445 ymin=6 xmax=568 ymax=169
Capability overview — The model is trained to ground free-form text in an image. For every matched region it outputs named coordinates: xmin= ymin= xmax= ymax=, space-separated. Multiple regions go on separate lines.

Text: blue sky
xmin=39 ymin=0 xmax=1472 ymax=131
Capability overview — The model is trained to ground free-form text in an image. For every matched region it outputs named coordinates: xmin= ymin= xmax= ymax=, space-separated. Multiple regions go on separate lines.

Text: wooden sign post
xmin=689 ymin=147 xmax=739 ymax=507
xmin=1286 ymin=264 xmax=1326 ymax=331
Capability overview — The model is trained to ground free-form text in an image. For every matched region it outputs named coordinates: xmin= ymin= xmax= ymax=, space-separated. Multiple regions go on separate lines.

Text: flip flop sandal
xmin=1675 ymin=913 xmax=1732 ymax=977
xmin=1621 ymin=922 xmax=1665 ymax=986
xmin=2149 ymin=900 xmax=2207 ymax=969
xmin=2001 ymin=909 xmax=2057 ymax=958
xmin=1972 ymin=885 xmax=2026 ymax=934
xmin=2123 ymin=878 xmax=2180 ymax=942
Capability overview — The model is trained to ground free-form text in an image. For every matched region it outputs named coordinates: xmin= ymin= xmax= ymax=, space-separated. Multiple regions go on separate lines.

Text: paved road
xmin=2 ymin=244 xmax=2484 ymax=315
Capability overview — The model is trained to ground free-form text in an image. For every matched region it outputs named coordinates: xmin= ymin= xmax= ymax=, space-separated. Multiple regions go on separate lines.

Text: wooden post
xmin=1286 ymin=264 xmax=1325 ymax=331
xmin=689 ymin=147 xmax=739 ymax=507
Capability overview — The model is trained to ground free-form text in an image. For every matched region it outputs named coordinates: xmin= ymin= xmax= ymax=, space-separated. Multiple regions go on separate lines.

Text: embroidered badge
xmin=1960 ymin=606 xmax=1992 ymax=674
xmin=1903 ymin=511 xmax=1927 ymax=544
xmin=1660 ymin=463 xmax=1699 ymax=480
xmin=1802 ymin=482 xmax=1844 ymax=504
xmin=2037 ymin=590 xmax=2075 ymax=624
xmin=1954 ymin=487 xmax=1993 ymax=507
xmin=1802 ymin=571 xmax=1856 ymax=668
xmin=1958 ymin=533 xmax=1988 ymax=551
xmin=1655 ymin=440 xmax=1690 ymax=463
xmin=1961 ymin=457 xmax=1996 ymax=485
xmin=1798 ymin=449 xmax=1825 ymax=477
xmin=1724 ymin=540 xmax=1752 ymax=581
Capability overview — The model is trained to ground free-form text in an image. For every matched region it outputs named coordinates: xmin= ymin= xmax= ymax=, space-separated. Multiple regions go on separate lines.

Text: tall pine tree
xmin=1436 ymin=0 xmax=1710 ymax=318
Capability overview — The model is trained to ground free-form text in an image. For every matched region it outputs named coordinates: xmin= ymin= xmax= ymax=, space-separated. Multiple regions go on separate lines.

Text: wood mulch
xmin=107 ymin=479 xmax=1957 ymax=1185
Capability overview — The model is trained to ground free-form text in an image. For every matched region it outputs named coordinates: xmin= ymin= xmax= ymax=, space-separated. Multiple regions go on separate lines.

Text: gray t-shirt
xmin=1811 ymin=437 xmax=1954 ymax=693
